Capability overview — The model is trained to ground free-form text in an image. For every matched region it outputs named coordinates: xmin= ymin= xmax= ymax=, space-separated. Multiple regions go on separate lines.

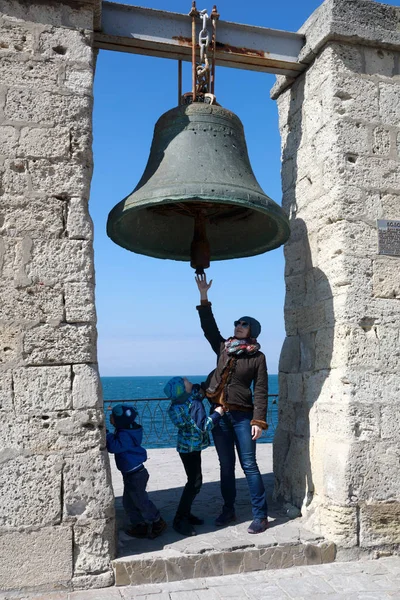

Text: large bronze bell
xmin=107 ymin=102 xmax=290 ymax=272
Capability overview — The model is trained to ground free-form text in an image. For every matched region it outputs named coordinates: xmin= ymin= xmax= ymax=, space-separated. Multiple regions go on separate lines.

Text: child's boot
xmin=173 ymin=514 xmax=197 ymax=536
xmin=148 ymin=517 xmax=167 ymax=539
xmin=126 ymin=522 xmax=148 ymax=538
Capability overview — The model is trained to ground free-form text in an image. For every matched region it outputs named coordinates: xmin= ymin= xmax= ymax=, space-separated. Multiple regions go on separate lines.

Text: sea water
xmin=102 ymin=374 xmax=278 ymax=448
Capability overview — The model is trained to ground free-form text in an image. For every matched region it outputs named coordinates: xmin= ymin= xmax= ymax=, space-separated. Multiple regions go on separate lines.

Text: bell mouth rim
xmin=107 ymin=194 xmax=290 ymax=262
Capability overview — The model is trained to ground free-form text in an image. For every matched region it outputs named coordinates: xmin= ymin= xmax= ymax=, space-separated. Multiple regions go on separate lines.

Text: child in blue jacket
xmin=106 ymin=403 xmax=166 ymax=539
xmin=165 ymin=376 xmax=224 ymax=536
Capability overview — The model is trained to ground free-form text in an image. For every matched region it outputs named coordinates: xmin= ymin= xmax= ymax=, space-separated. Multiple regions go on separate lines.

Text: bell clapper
xmin=190 ymin=210 xmax=211 ymax=274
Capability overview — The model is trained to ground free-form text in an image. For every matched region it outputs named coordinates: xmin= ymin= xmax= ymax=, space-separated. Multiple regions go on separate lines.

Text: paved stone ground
xmin=113 ymin=445 xmax=320 ymax=557
xmin=112 ymin=446 xmax=336 ymax=585
xmin=3 ymin=557 xmax=400 ymax=599
xmin=4 ymin=445 xmax=400 ymax=597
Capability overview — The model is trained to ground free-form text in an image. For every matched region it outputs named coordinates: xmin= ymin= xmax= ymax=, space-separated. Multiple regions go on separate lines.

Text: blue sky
xmin=91 ymin=0 xmax=397 ymax=376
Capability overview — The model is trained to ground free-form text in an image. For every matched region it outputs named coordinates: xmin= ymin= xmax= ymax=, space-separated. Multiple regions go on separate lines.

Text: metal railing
xmin=104 ymin=395 xmax=278 ymax=448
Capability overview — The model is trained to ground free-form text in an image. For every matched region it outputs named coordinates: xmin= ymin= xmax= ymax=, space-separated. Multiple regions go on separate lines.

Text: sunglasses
xmin=234 ymin=320 xmax=250 ymax=328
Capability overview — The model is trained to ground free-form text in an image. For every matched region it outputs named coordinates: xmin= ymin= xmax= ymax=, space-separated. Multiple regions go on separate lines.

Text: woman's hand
xmin=251 ymin=425 xmax=262 ymax=441
xmin=195 ymin=273 xmax=213 ymax=300
xmin=214 ymin=405 xmax=224 ymax=416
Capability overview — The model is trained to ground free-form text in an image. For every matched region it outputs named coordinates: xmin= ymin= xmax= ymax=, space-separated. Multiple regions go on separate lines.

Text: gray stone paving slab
xmin=3 ymin=557 xmax=400 ymax=599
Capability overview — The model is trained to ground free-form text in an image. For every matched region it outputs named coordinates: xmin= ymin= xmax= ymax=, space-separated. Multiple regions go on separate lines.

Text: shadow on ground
xmin=115 ymin=471 xmax=293 ymax=557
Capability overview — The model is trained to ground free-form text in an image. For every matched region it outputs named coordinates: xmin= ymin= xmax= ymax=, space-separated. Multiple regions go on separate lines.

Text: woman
xmin=196 ymin=274 xmax=269 ymax=534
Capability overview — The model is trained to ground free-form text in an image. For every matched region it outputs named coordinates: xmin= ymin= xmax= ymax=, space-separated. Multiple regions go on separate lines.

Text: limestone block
xmin=25 ymin=239 xmax=94 ymax=285
xmin=4 ymin=89 xmax=92 ymax=128
xmin=284 ymin=273 xmax=306 ymax=309
xmin=72 ymin=571 xmax=115 ymax=591
xmin=380 ymin=193 xmax=400 ymax=218
xmin=286 ymin=373 xmax=304 ymax=403
xmin=0 ymin=283 xmax=64 ymax=324
xmin=0 ymin=526 xmax=72 ymax=591
xmin=1 ymin=158 xmax=29 ymax=195
xmin=381 ymin=405 xmax=400 ymax=441
xmin=373 ymin=256 xmax=400 ymax=299
xmin=360 ymin=503 xmax=400 ymax=547
xmin=317 ymin=402 xmax=380 ymax=442
xmin=330 ymin=74 xmax=379 ymax=123
xmin=349 ymin=441 xmax=400 ymax=501
xmin=303 ymin=369 xmax=336 ymax=405
xmin=318 ymin=43 xmax=364 ymax=77
xmin=0 ymin=454 xmax=62 ymax=528
xmin=0 ymin=56 xmax=60 ymax=88
xmin=279 ymin=336 xmax=300 ymax=373
xmin=297 ymin=0 xmax=400 ymax=63
xmin=379 ymin=82 xmax=400 ymax=126
xmin=73 ymin=519 xmax=115 ymax=575
xmin=317 ymin=221 xmax=377 ymax=262
xmin=0 ymin=21 xmax=35 ymax=54
xmin=0 ymin=322 xmax=22 ymax=367
xmin=0 ymin=1 xmax=94 ymax=29
xmin=19 ymin=126 xmax=70 ymax=159
xmin=298 ymin=185 xmax=382 ymax=227
xmin=281 ymin=157 xmax=296 ymax=193
xmin=372 ymin=126 xmax=391 ymax=157
xmin=72 ymin=363 xmax=102 ymax=409
xmin=299 ymin=331 xmax=316 ymax=371
xmin=284 ymin=239 xmax=309 ymax=276
xmin=28 ymin=159 xmax=92 ymax=197
xmin=316 ymin=255 xmax=373 ymax=300
xmin=0 ymin=370 xmax=12 ymax=411
xmin=38 ymin=28 xmax=92 ymax=63
xmin=333 ymin=120 xmax=369 ymax=156
xmin=293 ymin=304 xmax=327 ymax=335
xmin=23 ymin=323 xmax=96 ymax=365
xmin=344 ymin=155 xmax=400 ymax=191
xmin=66 ymin=197 xmax=94 ymax=240
xmin=337 ymin=369 xmax=400 ymax=405
xmin=302 ymin=95 xmax=324 ymax=140
xmin=293 ymin=172 xmax=326 ymax=209
xmin=315 ymin=326 xmax=335 ymax=370
xmin=13 ymin=365 xmax=72 ymax=412
xmin=64 ymin=67 xmax=93 ymax=94
xmin=70 ymin=127 xmax=92 ymax=161
xmin=346 ymin=323 xmax=400 ymax=372
xmin=0 ymin=195 xmax=66 ymax=239
xmin=276 ymin=435 xmax=312 ymax=508
xmin=0 ymin=125 xmax=18 ymax=155
xmin=364 ymin=48 xmax=395 ymax=78
xmin=1 ymin=408 xmax=104 ymax=453
xmin=63 ymin=450 xmax=114 ymax=521
xmin=303 ymin=503 xmax=358 ymax=548
xmin=64 ymin=281 xmax=96 ymax=323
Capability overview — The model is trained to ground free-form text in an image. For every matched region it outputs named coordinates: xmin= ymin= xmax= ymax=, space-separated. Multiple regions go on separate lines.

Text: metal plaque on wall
xmin=377 ymin=219 xmax=400 ymax=256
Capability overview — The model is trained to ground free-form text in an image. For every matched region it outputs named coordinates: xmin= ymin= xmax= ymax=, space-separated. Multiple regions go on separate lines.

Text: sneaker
xmin=173 ymin=516 xmax=197 ymax=537
xmin=215 ymin=509 xmax=236 ymax=527
xmin=148 ymin=517 xmax=167 ymax=539
xmin=126 ymin=522 xmax=148 ymax=538
xmin=188 ymin=513 xmax=204 ymax=525
xmin=247 ymin=518 xmax=269 ymax=534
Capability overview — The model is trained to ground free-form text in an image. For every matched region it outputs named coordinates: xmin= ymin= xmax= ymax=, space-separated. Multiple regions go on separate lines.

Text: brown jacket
xmin=196 ymin=302 xmax=268 ymax=430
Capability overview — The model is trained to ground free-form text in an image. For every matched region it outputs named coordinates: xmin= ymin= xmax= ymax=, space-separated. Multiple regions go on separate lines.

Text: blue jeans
xmin=123 ymin=466 xmax=160 ymax=525
xmin=212 ymin=410 xmax=268 ymax=520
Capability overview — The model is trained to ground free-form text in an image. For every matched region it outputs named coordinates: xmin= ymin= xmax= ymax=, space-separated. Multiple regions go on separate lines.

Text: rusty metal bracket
xmin=95 ymin=2 xmax=305 ymax=77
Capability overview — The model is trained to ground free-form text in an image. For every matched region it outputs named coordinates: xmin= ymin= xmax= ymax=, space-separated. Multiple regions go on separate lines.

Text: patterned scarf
xmin=224 ymin=337 xmax=260 ymax=356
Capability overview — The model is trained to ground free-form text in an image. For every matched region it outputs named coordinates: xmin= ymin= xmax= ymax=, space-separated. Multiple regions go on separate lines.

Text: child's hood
xmin=116 ymin=424 xmax=143 ymax=445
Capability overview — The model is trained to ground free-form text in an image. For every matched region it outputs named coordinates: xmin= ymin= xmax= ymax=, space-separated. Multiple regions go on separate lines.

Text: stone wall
xmin=273 ymin=0 xmax=400 ymax=553
xmin=0 ymin=0 xmax=115 ymax=592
